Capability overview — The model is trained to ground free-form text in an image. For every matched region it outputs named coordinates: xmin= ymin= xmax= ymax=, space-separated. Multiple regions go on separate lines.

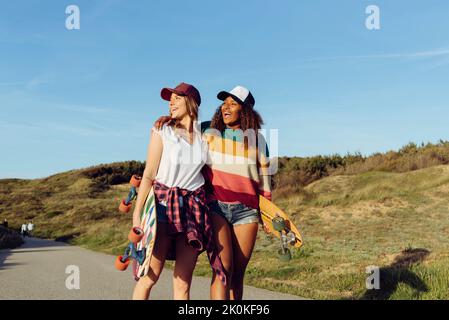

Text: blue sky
xmin=1 ymin=0 xmax=449 ymax=179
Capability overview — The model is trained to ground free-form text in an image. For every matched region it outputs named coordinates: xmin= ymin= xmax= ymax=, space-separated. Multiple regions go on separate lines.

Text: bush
xmin=83 ymin=161 xmax=145 ymax=195
xmin=273 ymin=140 xmax=449 ymax=193
xmin=0 ymin=225 xmax=24 ymax=249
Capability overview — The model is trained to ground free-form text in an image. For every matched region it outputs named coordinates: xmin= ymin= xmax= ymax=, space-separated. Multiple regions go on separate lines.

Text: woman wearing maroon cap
xmin=155 ymin=85 xmax=272 ymax=300
xmin=131 ymin=82 xmax=227 ymax=300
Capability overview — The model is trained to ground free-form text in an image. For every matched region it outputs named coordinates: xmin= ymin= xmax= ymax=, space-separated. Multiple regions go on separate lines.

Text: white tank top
xmin=153 ymin=123 xmax=207 ymax=191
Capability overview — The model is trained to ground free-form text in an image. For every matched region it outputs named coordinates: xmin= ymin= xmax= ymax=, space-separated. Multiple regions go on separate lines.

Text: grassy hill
xmin=196 ymin=164 xmax=449 ymax=299
xmin=1 ymin=143 xmax=449 ymax=299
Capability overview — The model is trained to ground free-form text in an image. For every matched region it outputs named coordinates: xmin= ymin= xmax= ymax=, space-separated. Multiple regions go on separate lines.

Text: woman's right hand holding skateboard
xmin=258 ymin=215 xmax=271 ymax=234
xmin=262 ymin=222 xmax=271 ymax=234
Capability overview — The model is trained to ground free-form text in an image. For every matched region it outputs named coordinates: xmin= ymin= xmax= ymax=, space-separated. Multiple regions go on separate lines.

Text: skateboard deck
xmin=259 ymin=195 xmax=303 ymax=260
xmin=115 ymin=175 xmax=158 ymax=281
xmin=132 ymin=188 xmax=158 ymax=280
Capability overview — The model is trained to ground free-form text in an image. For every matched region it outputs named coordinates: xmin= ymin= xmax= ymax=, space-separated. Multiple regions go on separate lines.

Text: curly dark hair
xmin=210 ymin=103 xmax=264 ymax=132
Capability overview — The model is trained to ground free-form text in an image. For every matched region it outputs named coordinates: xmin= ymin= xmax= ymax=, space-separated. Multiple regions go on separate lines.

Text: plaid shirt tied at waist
xmin=153 ymin=180 xmax=227 ymax=286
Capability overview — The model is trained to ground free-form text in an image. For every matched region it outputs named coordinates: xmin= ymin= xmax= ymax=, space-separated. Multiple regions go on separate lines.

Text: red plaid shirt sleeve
xmin=153 ymin=181 xmax=228 ymax=286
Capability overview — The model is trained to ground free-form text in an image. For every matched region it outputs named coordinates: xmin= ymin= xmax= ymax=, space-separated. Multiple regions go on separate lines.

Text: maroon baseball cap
xmin=161 ymin=82 xmax=201 ymax=106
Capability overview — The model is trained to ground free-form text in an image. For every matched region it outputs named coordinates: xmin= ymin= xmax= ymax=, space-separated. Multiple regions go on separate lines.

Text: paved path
xmin=0 ymin=238 xmax=302 ymax=300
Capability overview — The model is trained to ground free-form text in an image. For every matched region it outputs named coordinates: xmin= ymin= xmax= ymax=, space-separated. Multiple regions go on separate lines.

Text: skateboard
xmin=115 ymin=175 xmax=158 ymax=281
xmin=259 ymin=195 xmax=303 ymax=261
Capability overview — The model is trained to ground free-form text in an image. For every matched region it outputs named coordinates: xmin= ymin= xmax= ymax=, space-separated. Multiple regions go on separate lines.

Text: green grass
xmin=193 ymin=165 xmax=449 ymax=299
xmin=1 ymin=162 xmax=449 ymax=299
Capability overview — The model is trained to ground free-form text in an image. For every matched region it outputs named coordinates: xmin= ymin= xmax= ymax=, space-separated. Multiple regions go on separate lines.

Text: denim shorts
xmin=209 ymin=200 xmax=259 ymax=226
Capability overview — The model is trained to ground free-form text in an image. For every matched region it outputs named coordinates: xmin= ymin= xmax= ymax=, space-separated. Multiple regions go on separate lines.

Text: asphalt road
xmin=0 ymin=238 xmax=302 ymax=300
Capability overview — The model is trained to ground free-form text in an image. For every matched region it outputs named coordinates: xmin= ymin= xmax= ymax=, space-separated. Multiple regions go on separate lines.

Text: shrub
xmin=83 ymin=161 xmax=145 ymax=195
xmin=273 ymin=140 xmax=449 ymax=193
xmin=0 ymin=225 xmax=24 ymax=249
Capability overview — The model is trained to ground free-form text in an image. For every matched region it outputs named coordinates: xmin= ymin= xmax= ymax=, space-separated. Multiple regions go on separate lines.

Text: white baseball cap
xmin=217 ymin=85 xmax=255 ymax=108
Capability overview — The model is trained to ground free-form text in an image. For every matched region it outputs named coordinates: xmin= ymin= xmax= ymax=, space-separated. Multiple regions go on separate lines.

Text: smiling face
xmin=221 ymin=96 xmax=242 ymax=128
xmin=169 ymin=93 xmax=188 ymax=119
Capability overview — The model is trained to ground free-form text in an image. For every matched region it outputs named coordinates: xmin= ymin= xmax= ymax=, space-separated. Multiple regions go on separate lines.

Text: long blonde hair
xmin=168 ymin=95 xmax=199 ymax=132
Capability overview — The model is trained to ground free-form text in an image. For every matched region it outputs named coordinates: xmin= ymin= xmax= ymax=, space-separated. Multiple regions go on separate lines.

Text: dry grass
xmin=1 ymin=157 xmax=449 ymax=299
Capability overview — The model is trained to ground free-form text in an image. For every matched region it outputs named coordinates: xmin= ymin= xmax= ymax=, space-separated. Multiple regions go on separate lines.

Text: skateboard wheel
xmin=286 ymin=232 xmax=297 ymax=245
xmin=272 ymin=217 xmax=286 ymax=232
xmin=128 ymin=227 xmax=144 ymax=243
xmin=278 ymin=248 xmax=292 ymax=262
xmin=119 ymin=199 xmax=132 ymax=213
xmin=115 ymin=256 xmax=131 ymax=271
xmin=130 ymin=175 xmax=142 ymax=188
